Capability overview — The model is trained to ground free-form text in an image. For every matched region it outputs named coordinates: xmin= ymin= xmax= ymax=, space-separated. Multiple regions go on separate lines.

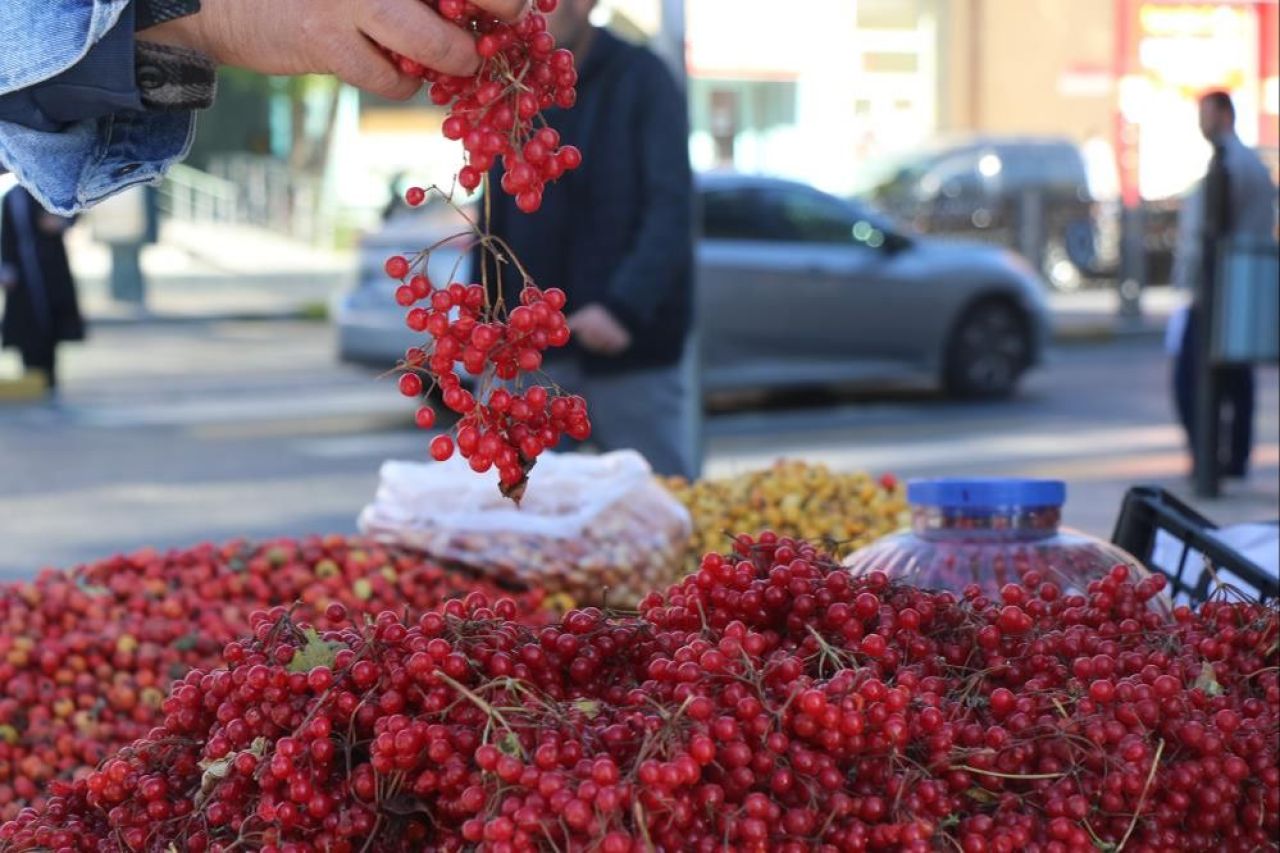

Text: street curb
xmin=1052 ymin=324 xmax=1165 ymax=345
xmin=86 ymin=308 xmax=326 ymax=326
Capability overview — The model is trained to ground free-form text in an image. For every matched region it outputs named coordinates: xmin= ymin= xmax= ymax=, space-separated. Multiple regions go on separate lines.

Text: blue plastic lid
xmin=907 ymin=478 xmax=1066 ymax=510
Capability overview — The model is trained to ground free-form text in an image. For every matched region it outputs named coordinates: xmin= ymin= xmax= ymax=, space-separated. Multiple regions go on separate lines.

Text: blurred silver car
xmin=335 ymin=173 xmax=1050 ymax=398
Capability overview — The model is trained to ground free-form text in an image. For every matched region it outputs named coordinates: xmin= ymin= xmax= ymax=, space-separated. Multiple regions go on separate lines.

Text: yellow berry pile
xmin=662 ymin=461 xmax=908 ymax=572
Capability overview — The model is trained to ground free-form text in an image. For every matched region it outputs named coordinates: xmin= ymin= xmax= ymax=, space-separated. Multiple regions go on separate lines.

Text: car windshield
xmin=699 ymin=178 xmax=910 ymax=245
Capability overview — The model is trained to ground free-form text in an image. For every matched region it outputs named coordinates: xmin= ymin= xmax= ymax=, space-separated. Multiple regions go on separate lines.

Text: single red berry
xmin=385 ymin=256 xmax=410 ymax=279
xmin=430 ymin=435 xmax=455 ymax=461
xmin=398 ymin=373 xmax=424 ymax=397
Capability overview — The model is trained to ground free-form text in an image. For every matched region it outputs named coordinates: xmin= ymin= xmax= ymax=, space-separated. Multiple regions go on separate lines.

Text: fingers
xmin=358 ymin=0 xmax=481 ymax=78
xmin=332 ymin=35 xmax=422 ymax=100
xmin=471 ymin=0 xmax=531 ymax=21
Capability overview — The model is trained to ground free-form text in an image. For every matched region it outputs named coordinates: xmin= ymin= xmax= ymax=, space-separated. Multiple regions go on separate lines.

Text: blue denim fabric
xmin=0 ymin=0 xmax=194 ymax=215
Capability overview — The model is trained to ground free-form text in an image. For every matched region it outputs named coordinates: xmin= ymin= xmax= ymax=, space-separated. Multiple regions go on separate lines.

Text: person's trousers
xmin=541 ymin=357 xmax=700 ymax=480
xmin=20 ymin=341 xmax=57 ymax=389
xmin=1173 ymin=309 xmax=1254 ymax=477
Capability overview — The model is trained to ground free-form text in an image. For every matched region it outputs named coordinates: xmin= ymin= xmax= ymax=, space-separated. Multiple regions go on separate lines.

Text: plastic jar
xmin=843 ymin=478 xmax=1148 ymax=596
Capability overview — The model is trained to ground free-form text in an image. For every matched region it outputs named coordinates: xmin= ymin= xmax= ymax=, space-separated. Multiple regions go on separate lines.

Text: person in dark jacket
xmin=478 ymin=0 xmax=697 ymax=477
xmin=1 ymin=185 xmax=85 ymax=392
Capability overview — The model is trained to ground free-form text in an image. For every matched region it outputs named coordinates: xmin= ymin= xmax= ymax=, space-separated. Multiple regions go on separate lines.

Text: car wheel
xmin=944 ymin=300 xmax=1029 ymax=399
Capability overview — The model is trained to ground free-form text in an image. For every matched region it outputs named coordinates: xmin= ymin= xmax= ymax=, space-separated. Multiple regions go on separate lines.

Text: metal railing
xmin=158 ymin=163 xmax=239 ymax=224
xmin=157 ymin=157 xmax=339 ymax=247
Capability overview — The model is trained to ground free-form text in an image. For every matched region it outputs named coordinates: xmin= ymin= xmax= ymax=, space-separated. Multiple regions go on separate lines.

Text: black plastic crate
xmin=1111 ymin=486 xmax=1278 ymax=605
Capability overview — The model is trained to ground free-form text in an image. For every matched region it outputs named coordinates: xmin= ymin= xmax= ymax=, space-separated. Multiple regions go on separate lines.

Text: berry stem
xmin=1114 ymin=738 xmax=1165 ymax=853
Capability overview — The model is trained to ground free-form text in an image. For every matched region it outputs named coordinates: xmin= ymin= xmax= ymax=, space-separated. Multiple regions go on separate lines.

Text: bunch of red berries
xmin=377 ymin=0 xmax=589 ymax=494
xmin=384 ymin=259 xmax=590 ymax=497
xmin=389 ymin=0 xmax=581 ymax=212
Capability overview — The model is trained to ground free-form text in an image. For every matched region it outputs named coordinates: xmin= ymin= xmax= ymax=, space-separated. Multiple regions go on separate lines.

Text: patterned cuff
xmin=136 ymin=0 xmax=204 ymax=31
xmin=135 ymin=42 xmax=217 ymax=112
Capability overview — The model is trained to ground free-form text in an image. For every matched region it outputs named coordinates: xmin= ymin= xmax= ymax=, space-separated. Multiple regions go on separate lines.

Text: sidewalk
xmin=1048 ymin=287 xmax=1178 ymax=344
xmin=68 ymin=222 xmax=353 ymax=324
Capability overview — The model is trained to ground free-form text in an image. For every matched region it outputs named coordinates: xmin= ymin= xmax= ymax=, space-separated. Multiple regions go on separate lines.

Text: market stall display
xmin=845 ymin=478 xmax=1150 ymax=599
xmin=2 ymin=533 xmax=1274 ymax=851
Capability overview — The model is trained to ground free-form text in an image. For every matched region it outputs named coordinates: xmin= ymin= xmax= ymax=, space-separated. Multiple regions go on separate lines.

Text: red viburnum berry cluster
xmin=377 ymin=0 xmax=590 ymax=496
xmin=5 ymin=535 xmax=1276 ymax=852
xmin=385 ymin=254 xmax=589 ymax=498
xmin=388 ymin=0 xmax=581 ymax=212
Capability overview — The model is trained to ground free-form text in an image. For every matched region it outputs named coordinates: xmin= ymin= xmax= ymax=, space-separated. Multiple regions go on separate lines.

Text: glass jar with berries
xmin=844 ymin=478 xmax=1155 ymax=601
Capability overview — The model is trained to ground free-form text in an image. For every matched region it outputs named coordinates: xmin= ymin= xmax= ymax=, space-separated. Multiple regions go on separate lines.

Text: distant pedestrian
xmin=1 ymin=185 xmax=85 ymax=392
xmin=477 ymin=0 xmax=697 ymax=478
xmin=1170 ymin=90 xmax=1277 ymax=479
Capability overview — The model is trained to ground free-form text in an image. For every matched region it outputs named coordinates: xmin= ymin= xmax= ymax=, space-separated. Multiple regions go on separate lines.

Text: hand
xmin=38 ymin=214 xmax=70 ymax=236
xmin=567 ymin=304 xmax=631 ymax=356
xmin=140 ymin=0 xmax=529 ymax=100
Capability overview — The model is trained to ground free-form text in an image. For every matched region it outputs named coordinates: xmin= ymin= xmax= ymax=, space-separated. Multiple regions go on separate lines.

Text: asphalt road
xmin=0 ymin=320 xmax=1275 ymax=578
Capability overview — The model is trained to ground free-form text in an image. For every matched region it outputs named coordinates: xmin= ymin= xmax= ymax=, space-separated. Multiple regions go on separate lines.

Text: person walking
xmin=1 ymin=184 xmax=85 ymax=393
xmin=477 ymin=0 xmax=697 ymax=478
xmin=1170 ymin=90 xmax=1278 ymax=479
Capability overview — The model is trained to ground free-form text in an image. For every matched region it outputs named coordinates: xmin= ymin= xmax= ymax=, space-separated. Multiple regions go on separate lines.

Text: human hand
xmin=140 ymin=0 xmax=529 ymax=100
xmin=38 ymin=213 xmax=70 ymax=236
xmin=567 ymin=304 xmax=631 ymax=356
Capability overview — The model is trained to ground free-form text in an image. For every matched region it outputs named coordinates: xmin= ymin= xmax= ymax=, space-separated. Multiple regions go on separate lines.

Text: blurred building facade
xmin=163 ymin=0 xmax=1277 ymax=242
xmin=688 ymin=0 xmax=1279 ymax=201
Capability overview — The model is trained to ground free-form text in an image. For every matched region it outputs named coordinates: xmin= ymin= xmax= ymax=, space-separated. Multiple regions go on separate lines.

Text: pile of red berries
xmin=0 ymin=537 xmax=552 ymax=822
xmin=385 ymin=268 xmax=590 ymax=498
xmin=389 ymin=0 xmax=581 ymax=211
xmin=6 ymin=534 xmax=1275 ymax=851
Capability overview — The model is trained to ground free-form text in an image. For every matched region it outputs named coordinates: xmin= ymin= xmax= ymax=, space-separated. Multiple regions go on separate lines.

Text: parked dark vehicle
xmin=336 ymin=174 xmax=1051 ymax=400
xmin=855 ymin=136 xmax=1122 ymax=292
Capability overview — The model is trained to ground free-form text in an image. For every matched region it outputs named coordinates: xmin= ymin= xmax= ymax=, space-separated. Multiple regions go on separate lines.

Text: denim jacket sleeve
xmin=0 ymin=0 xmax=195 ymax=215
